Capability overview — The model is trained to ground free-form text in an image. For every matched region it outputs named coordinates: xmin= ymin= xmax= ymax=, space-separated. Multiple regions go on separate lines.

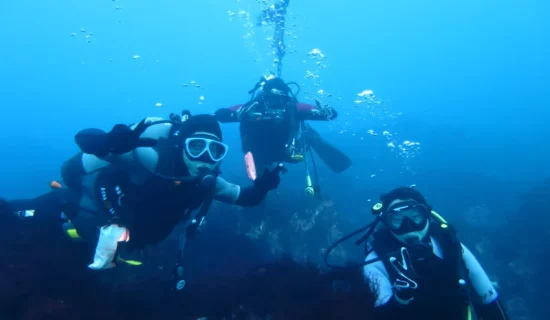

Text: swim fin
xmin=305 ymin=124 xmax=351 ymax=173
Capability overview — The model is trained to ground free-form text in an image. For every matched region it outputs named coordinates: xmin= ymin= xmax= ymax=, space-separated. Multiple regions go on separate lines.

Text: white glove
xmin=88 ymin=224 xmax=130 ymax=270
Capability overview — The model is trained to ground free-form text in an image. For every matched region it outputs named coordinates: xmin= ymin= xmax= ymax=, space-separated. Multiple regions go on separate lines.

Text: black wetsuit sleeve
xmin=75 ymin=128 xmax=110 ymax=158
xmin=235 ymin=185 xmax=268 ymax=207
xmin=7 ymin=189 xmax=77 ymax=220
xmin=474 ymin=299 xmax=509 ymax=320
xmin=296 ymin=103 xmax=338 ymax=121
xmin=214 ymin=105 xmax=242 ymax=123
xmin=61 ymin=152 xmax=87 ymax=191
xmin=215 ymin=173 xmax=277 ymax=207
xmin=235 ymin=166 xmax=280 ymax=206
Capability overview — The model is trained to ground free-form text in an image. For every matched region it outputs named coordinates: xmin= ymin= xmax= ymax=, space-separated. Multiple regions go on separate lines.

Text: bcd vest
xmin=370 ymin=224 xmax=471 ymax=320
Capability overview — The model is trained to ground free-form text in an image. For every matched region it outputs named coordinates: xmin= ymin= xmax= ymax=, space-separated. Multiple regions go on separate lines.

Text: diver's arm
xmin=213 ymin=176 xmax=241 ymax=204
xmin=363 ymin=251 xmax=394 ymax=307
xmin=214 ymin=105 xmax=243 ymax=123
xmin=74 ymin=118 xmax=160 ymax=159
xmin=1 ymin=189 xmax=75 ymax=220
xmin=235 ymin=185 xmax=269 ymax=207
xmin=462 ymin=244 xmax=509 ymax=319
xmin=68 ymin=118 xmax=170 ymax=187
xmin=74 ymin=128 xmax=110 ymax=158
xmin=214 ymin=167 xmax=282 ymax=207
xmin=297 ymin=102 xmax=338 ymax=121
xmin=213 ymin=177 xmax=267 ymax=207
xmin=60 ymin=152 xmax=108 ymax=191
xmin=67 ymin=121 xmax=144 ymax=190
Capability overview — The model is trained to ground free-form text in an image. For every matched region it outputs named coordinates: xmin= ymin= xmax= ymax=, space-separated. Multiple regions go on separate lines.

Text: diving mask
xmin=383 ymin=201 xmax=430 ymax=235
xmin=264 ymin=88 xmax=291 ymax=109
xmin=185 ymin=137 xmax=228 ymax=162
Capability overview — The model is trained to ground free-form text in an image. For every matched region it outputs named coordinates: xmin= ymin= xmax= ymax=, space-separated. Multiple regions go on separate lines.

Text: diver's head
xmin=379 ymin=187 xmax=431 ymax=245
xmin=258 ymin=77 xmax=292 ymax=110
xmin=180 ymin=114 xmax=228 ymax=177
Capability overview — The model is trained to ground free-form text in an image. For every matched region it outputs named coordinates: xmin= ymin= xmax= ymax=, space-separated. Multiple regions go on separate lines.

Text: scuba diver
xmin=324 ymin=187 xmax=509 ymax=320
xmin=0 ymin=112 xmax=282 ymax=274
xmin=214 ymin=76 xmax=351 ymax=196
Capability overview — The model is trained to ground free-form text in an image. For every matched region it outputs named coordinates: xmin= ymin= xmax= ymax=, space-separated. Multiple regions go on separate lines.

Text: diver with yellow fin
xmin=0 ymin=112 xmax=282 ymax=277
xmin=324 ymin=187 xmax=509 ymax=320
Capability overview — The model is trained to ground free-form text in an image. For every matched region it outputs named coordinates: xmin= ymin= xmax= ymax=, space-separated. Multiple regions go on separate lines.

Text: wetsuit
xmin=216 ymin=102 xmax=336 ymax=171
xmin=363 ymin=226 xmax=508 ymax=320
xmin=4 ymin=117 xmax=279 ymax=266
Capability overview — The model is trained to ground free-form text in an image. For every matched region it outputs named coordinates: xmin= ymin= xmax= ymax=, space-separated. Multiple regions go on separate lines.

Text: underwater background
xmin=0 ymin=0 xmax=549 ymax=319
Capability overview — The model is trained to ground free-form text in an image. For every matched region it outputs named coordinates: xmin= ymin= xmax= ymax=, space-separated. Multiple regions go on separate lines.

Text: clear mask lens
xmin=385 ymin=204 xmax=429 ymax=231
xmin=265 ymin=89 xmax=290 ymax=109
xmin=185 ymin=138 xmax=228 ymax=162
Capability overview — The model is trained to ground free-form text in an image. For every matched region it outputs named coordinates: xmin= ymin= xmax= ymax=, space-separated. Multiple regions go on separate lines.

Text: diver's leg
xmin=4 ymin=189 xmax=75 ymax=220
xmin=2 ymin=187 xmax=103 ymax=242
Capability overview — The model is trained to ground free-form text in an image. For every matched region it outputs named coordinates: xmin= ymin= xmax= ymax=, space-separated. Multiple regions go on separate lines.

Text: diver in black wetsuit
xmin=361 ymin=187 xmax=509 ymax=320
xmin=215 ymin=76 xmax=339 ymax=172
xmin=0 ymin=113 xmax=282 ymax=270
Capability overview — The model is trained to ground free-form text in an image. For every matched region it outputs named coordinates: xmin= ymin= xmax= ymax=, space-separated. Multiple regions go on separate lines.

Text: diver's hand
xmin=214 ymin=108 xmax=234 ymax=123
xmin=323 ymin=107 xmax=338 ymax=120
xmin=238 ymin=102 xmax=261 ymax=121
xmin=389 ymin=247 xmax=418 ymax=305
xmin=254 ymin=164 xmax=284 ymax=192
xmin=314 ymin=100 xmax=338 ymax=120
xmin=106 ymin=119 xmax=157 ymax=155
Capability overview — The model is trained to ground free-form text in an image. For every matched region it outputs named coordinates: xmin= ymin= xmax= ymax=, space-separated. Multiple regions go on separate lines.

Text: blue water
xmin=0 ymin=1 xmax=549 ymax=318
xmin=1 ymin=0 xmax=548 ymax=199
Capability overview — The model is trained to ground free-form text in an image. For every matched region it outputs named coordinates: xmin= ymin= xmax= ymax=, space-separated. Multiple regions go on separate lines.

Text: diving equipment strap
xmin=155 ymin=120 xmax=190 ymax=180
xmin=172 ymin=180 xmax=215 ymax=290
xmin=185 ymin=187 xmax=214 ymax=241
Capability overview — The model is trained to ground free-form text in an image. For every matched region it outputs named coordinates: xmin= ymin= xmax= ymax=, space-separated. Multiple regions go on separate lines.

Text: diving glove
xmin=314 ymin=100 xmax=338 ymax=120
xmin=214 ymin=108 xmax=235 ymax=123
xmin=254 ymin=164 xmax=284 ymax=192
xmin=389 ymin=247 xmax=418 ymax=305
xmin=75 ymin=119 xmax=156 ymax=157
xmin=105 ymin=119 xmax=157 ymax=155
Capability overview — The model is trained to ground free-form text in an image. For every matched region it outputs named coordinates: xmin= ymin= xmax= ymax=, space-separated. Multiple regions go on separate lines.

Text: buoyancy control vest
xmin=86 ymin=118 xmax=218 ymax=249
xmin=370 ymin=223 xmax=471 ymax=320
